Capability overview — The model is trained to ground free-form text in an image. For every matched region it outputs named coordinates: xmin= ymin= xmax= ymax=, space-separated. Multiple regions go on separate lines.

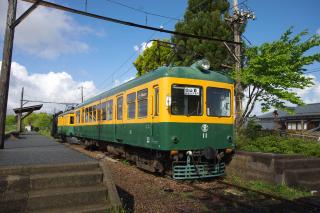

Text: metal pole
xmin=19 ymin=87 xmax=24 ymax=132
xmin=0 ymin=0 xmax=18 ymax=149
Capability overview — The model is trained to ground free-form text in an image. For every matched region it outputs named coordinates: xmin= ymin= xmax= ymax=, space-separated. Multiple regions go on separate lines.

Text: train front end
xmin=160 ymin=61 xmax=235 ymax=179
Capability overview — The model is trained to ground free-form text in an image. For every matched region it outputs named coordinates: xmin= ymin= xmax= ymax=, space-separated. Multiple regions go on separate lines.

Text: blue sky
xmin=0 ymin=0 xmax=319 ymax=112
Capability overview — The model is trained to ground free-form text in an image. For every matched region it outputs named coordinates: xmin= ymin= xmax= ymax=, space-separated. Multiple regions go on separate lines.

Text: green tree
xmin=134 ymin=39 xmax=173 ymax=76
xmin=172 ymin=0 xmax=234 ymax=69
xmin=5 ymin=115 xmax=16 ymax=126
xmin=239 ymin=28 xmax=320 ymax=127
xmin=23 ymin=112 xmax=52 ymax=130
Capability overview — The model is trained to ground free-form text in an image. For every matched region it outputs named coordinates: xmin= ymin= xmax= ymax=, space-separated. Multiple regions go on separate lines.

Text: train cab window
xmin=76 ymin=111 xmax=80 ymax=123
xmin=70 ymin=116 xmax=74 ymax=124
xmin=101 ymin=102 xmax=107 ymax=120
xmin=106 ymin=100 xmax=113 ymax=120
xmin=154 ymin=87 xmax=159 ymax=116
xmin=92 ymin=105 xmax=96 ymax=122
xmin=171 ymin=84 xmax=202 ymax=116
xmin=138 ymin=89 xmax=148 ymax=118
xmin=127 ymin=92 xmax=136 ymax=119
xmin=206 ymin=88 xmax=231 ymax=117
xmin=117 ymin=96 xmax=123 ymax=120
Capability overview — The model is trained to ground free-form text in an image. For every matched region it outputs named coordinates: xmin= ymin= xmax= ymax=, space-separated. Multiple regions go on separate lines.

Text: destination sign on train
xmin=184 ymin=87 xmax=200 ymax=96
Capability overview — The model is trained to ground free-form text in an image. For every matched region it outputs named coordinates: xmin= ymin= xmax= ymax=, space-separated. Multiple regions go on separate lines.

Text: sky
xmin=0 ymin=0 xmax=319 ymax=114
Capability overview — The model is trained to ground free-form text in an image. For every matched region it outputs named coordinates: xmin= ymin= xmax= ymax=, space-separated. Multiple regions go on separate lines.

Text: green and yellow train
xmin=55 ymin=60 xmax=235 ymax=179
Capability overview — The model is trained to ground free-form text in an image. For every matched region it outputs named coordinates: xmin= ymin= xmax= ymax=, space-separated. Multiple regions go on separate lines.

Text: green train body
xmin=56 ymin=63 xmax=235 ymax=179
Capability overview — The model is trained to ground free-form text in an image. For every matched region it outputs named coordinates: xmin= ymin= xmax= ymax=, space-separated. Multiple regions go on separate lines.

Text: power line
xmin=22 ymin=0 xmax=240 ymax=45
xmin=105 ymin=0 xmax=180 ymax=21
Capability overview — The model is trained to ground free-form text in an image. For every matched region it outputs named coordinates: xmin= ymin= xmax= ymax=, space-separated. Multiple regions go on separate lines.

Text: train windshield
xmin=206 ymin=87 xmax=231 ymax=117
xmin=171 ymin=84 xmax=202 ymax=116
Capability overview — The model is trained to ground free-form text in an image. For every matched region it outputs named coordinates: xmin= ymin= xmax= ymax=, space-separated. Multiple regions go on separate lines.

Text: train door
xmin=151 ymin=86 xmax=160 ymax=146
xmin=97 ymin=101 xmax=102 ymax=140
xmin=115 ymin=95 xmax=124 ymax=142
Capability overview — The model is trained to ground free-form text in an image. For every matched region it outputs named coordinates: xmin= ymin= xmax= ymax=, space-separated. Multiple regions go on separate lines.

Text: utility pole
xmin=79 ymin=86 xmax=84 ymax=103
xmin=17 ymin=87 xmax=24 ymax=132
xmin=0 ymin=0 xmax=18 ymax=149
xmin=226 ymin=0 xmax=255 ymax=128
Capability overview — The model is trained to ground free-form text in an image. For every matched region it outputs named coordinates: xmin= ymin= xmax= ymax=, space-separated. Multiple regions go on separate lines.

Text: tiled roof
xmin=257 ymin=103 xmax=320 ymax=119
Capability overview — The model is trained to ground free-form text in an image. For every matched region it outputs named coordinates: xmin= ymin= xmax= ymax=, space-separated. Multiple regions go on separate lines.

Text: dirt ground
xmin=68 ymin=144 xmax=315 ymax=213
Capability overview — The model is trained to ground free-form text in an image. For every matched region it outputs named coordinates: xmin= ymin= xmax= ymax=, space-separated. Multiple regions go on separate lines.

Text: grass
xmin=38 ymin=129 xmax=52 ymax=138
xmin=106 ymin=206 xmax=126 ymax=213
xmin=237 ymin=134 xmax=320 ymax=158
xmin=226 ymin=175 xmax=311 ymax=200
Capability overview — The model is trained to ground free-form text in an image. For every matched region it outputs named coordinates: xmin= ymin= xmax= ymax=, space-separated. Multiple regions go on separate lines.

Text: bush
xmin=237 ymin=135 xmax=320 ymax=157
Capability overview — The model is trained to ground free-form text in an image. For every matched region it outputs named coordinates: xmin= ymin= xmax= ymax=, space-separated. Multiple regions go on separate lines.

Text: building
xmin=257 ymin=103 xmax=320 ymax=131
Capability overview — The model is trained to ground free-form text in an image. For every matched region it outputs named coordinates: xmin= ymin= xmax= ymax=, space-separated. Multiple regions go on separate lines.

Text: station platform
xmin=0 ymin=132 xmax=95 ymax=166
xmin=0 ymin=132 xmax=121 ymax=212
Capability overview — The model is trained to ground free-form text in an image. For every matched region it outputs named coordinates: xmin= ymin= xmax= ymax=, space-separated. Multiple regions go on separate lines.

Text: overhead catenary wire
xmin=105 ymin=0 xmax=180 ymax=21
xmin=21 ymin=0 xmax=240 ymax=45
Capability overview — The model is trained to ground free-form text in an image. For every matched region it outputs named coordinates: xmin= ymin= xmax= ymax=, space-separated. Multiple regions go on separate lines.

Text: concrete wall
xmin=226 ymin=151 xmax=320 ymax=190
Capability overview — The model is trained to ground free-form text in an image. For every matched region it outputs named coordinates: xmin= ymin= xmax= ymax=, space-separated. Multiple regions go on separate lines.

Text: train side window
xmin=138 ymin=89 xmax=148 ymax=118
xmin=76 ymin=111 xmax=80 ymax=123
xmin=81 ymin=109 xmax=84 ymax=123
xmin=92 ymin=105 xmax=96 ymax=122
xmin=96 ymin=104 xmax=101 ymax=121
xmin=88 ymin=107 xmax=92 ymax=122
xmin=106 ymin=100 xmax=113 ymax=120
xmin=85 ymin=108 xmax=88 ymax=123
xmin=101 ymin=102 xmax=107 ymax=120
xmin=117 ymin=96 xmax=123 ymax=120
xmin=70 ymin=116 xmax=74 ymax=124
xmin=154 ymin=87 xmax=159 ymax=116
xmin=127 ymin=92 xmax=136 ymax=119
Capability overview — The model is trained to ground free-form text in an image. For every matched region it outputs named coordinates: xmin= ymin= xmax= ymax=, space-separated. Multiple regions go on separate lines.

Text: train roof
xmin=77 ymin=66 xmax=233 ymax=108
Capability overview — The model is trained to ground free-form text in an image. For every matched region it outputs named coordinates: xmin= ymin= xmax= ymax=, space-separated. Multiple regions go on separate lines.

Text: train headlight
xmin=186 ymin=151 xmax=193 ymax=156
xmin=191 ymin=59 xmax=211 ymax=71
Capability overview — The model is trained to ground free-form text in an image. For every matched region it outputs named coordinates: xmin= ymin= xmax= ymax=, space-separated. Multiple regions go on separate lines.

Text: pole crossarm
xmin=223 ymin=42 xmax=241 ymax=64
xmin=20 ymin=0 xmax=241 ymax=45
xmin=12 ymin=0 xmax=42 ymax=28
xmin=22 ymin=99 xmax=78 ymax=105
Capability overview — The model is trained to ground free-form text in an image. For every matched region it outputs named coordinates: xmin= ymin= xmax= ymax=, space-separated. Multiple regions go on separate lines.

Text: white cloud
xmin=295 ymin=74 xmax=320 ymax=103
xmin=0 ymin=1 xmax=95 ymax=59
xmin=317 ymin=28 xmax=320 ymax=35
xmin=0 ymin=61 xmax=97 ymax=114
xmin=133 ymin=41 xmax=153 ymax=54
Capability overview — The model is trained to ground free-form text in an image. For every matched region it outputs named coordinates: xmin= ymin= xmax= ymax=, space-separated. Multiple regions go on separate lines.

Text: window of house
xmin=107 ymin=100 xmax=113 ymax=120
xmin=138 ymin=89 xmax=148 ymax=118
xmin=154 ymin=87 xmax=159 ymax=116
xmin=117 ymin=96 xmax=123 ymax=120
xmin=101 ymin=102 xmax=107 ymax=120
xmin=171 ymin=84 xmax=202 ymax=116
xmin=127 ymin=92 xmax=136 ymax=119
xmin=297 ymin=122 xmax=302 ymax=130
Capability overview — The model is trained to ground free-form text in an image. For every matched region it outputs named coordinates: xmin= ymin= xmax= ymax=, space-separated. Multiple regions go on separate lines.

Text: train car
xmin=56 ymin=60 xmax=235 ymax=179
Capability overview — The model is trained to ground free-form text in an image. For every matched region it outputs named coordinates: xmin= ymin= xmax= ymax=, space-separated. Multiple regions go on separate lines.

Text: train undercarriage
xmin=62 ymin=136 xmax=232 ymax=180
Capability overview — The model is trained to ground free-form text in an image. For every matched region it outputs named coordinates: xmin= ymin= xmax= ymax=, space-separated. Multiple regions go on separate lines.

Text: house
xmin=257 ymin=103 xmax=320 ymax=131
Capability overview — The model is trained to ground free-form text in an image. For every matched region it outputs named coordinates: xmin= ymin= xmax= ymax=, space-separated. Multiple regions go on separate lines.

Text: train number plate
xmin=184 ymin=87 xmax=200 ymax=96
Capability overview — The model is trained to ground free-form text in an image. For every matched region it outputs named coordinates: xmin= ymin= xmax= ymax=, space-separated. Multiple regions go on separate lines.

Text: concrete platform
xmin=0 ymin=132 xmax=95 ymax=166
xmin=0 ymin=132 xmax=121 ymax=212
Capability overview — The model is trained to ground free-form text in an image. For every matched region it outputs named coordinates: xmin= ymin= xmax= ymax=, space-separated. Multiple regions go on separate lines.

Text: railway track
xmin=182 ymin=179 xmax=320 ymax=213
xmin=67 ymin=142 xmax=320 ymax=213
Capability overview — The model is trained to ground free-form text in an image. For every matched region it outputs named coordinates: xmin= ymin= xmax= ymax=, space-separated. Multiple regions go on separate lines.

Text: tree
xmin=172 ymin=0 xmax=234 ymax=69
xmin=134 ymin=39 xmax=173 ymax=76
xmin=239 ymin=28 xmax=320 ymax=127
